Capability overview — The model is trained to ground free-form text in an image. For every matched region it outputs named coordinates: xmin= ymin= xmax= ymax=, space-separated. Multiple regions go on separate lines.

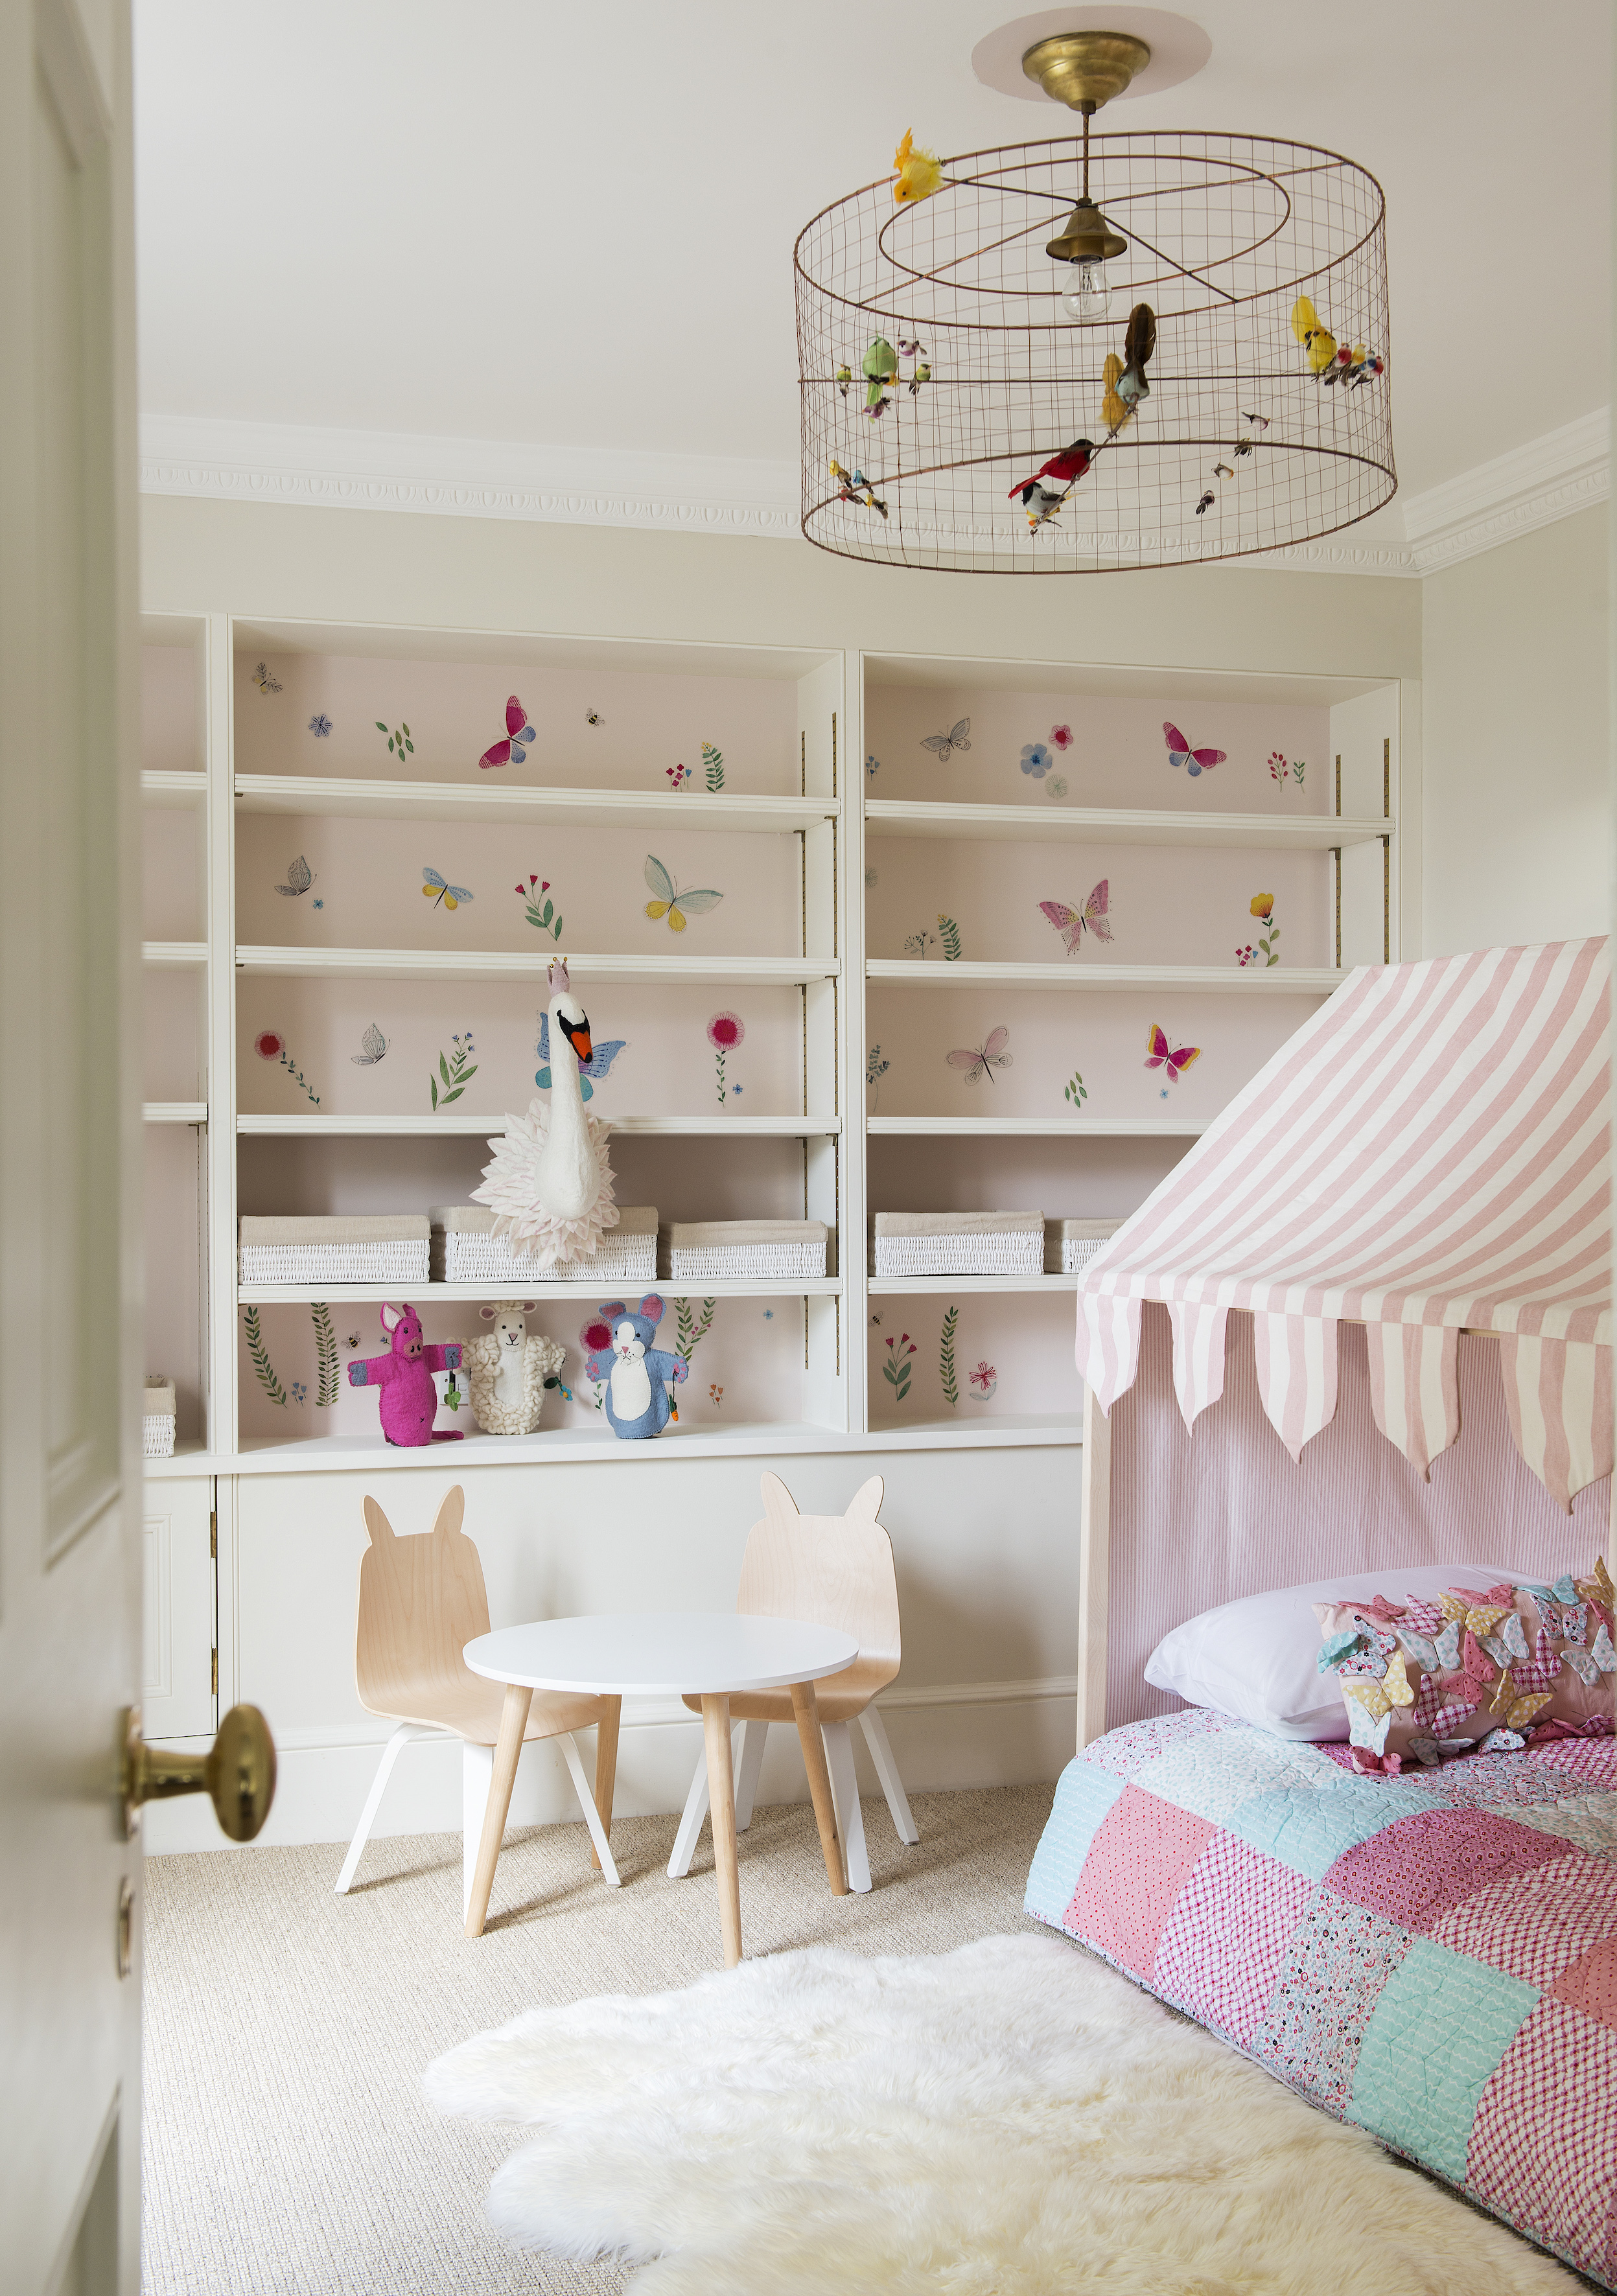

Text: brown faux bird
xmin=1117 ymin=303 xmax=1156 ymax=408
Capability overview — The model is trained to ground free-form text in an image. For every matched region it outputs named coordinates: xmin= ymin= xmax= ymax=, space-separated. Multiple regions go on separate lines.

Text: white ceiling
xmin=132 ymin=0 xmax=1611 ymax=525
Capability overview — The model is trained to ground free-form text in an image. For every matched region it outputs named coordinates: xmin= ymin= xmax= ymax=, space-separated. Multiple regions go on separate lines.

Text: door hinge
xmin=211 ymin=1649 xmax=218 ymax=1696
xmin=209 ymin=1509 xmax=216 ymax=1560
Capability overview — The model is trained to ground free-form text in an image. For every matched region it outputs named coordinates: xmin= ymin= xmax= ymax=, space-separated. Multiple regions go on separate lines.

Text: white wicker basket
xmin=1060 ymin=1218 xmax=1126 ymax=1276
xmin=664 ymin=1220 xmax=829 ymax=1282
xmin=430 ymin=1205 xmax=658 ymax=1285
xmin=239 ymin=1214 xmax=430 ymax=1288
xmin=873 ymin=1212 xmax=1043 ymax=1277
xmin=143 ymin=1377 xmax=176 ymax=1459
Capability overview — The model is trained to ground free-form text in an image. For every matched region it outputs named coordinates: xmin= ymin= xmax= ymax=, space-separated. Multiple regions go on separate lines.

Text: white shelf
xmin=145 ymin=1101 xmax=208 ymax=1124
xmin=868 ymin=1275 xmax=1084 ymax=1294
xmin=867 ymin=1115 xmax=1206 ymax=1137
xmin=867 ymin=961 xmax=1344 ymax=993
xmin=238 ymin=1278 xmax=843 ymax=1304
xmin=141 ymin=770 xmax=208 ymax=809
xmin=235 ymin=775 xmax=838 ymax=837
xmin=143 ymin=940 xmax=209 ymax=968
xmin=235 ymin=1112 xmax=842 ymax=1137
xmin=866 ymin=800 xmax=1388 ymax=851
xmin=235 ymin=947 xmax=841 ymax=987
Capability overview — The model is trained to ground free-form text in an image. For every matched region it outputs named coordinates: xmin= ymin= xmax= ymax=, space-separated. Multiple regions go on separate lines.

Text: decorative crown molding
xmin=139 ymin=406 xmax=1609 ymax=579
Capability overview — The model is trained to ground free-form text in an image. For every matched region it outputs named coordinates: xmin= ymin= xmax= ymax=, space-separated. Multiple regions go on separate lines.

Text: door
xmin=0 ymin=0 xmax=143 ymax=2288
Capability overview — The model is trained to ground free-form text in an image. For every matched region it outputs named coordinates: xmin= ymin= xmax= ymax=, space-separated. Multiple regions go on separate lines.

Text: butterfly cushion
xmin=1313 ymin=1577 xmax=1601 ymax=1772
xmin=1520 ymin=1558 xmax=1617 ymax=1728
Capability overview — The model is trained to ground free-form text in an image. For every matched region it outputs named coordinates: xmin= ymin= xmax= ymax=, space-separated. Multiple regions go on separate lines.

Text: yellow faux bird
xmin=1101 ymin=352 xmax=1130 ymax=434
xmin=893 ymin=130 xmax=944 ymax=205
xmin=1291 ymin=293 xmax=1337 ymax=374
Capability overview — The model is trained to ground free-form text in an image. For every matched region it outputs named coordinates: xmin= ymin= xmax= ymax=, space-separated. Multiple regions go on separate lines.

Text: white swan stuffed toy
xmin=472 ymin=959 xmax=619 ymax=1268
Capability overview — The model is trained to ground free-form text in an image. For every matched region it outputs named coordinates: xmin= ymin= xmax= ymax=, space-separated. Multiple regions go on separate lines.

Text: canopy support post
xmin=1078 ymin=1381 xmax=1111 ymax=1750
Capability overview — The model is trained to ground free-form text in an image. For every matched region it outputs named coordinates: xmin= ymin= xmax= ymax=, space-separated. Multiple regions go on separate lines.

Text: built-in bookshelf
xmin=140 ymin=614 xmax=1401 ymax=1466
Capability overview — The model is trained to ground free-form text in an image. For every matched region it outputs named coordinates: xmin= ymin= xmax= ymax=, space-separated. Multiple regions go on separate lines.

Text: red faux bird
xmin=1008 ymin=437 xmax=1095 ymax=504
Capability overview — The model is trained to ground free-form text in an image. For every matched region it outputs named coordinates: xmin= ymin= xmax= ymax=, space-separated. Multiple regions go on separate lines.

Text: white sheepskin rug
xmin=425 ymin=1934 xmax=1579 ymax=2295
xmin=471 ymin=1100 xmax=618 ymax=1267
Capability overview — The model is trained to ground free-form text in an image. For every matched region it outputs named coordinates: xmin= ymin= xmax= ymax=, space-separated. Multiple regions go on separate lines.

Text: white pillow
xmin=1144 ymin=1563 xmax=1530 ymax=1739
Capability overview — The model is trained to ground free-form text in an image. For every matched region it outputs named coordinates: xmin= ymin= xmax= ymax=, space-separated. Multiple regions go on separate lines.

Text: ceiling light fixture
xmin=795 ymin=25 xmax=1393 ymax=573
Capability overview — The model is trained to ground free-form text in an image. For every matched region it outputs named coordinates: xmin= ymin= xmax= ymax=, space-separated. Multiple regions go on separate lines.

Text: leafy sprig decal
xmin=937 ymin=914 xmax=962 ymax=962
xmin=703 ymin=741 xmax=725 ymax=792
xmin=1065 ymin=1070 xmax=1089 ymax=1107
xmin=430 ymin=1030 xmax=477 ymax=1111
xmin=676 ymin=1295 xmax=718 ymax=1364
xmin=377 ymin=719 xmax=414 ymax=760
xmin=311 ymin=1302 xmax=339 ymax=1407
xmin=243 ymin=1306 xmax=287 ymax=1406
xmin=939 ymin=1306 xmax=959 ymax=1408
xmin=515 ymin=874 xmax=563 ymax=940
xmin=882 ymin=1330 xmax=916 ymax=1402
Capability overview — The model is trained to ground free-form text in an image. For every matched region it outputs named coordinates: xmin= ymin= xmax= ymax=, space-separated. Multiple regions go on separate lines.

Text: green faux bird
xmin=863 ymin=336 xmax=898 ymax=418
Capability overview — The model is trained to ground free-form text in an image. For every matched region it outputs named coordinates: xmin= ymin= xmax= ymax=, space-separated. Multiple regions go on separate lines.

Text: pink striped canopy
xmin=1077 ymin=938 xmax=1612 ymax=1508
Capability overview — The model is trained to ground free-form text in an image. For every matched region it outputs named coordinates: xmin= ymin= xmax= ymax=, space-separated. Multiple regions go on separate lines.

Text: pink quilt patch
xmin=1552 ymin=1936 xmax=1617 ymax=2031
xmin=1326 ymin=1807 xmax=1572 ymax=1931
xmin=1467 ymin=1996 xmax=1617 ymax=2286
xmin=1152 ymin=1831 xmax=1312 ymax=2048
xmin=1065 ymin=1784 xmax=1215 ymax=1979
xmin=1528 ymin=1737 xmax=1617 ymax=1789
xmin=1428 ymin=1850 xmax=1617 ymax=1989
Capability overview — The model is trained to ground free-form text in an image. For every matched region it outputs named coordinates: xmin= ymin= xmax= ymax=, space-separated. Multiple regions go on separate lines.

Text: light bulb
xmin=1060 ymin=262 xmax=1112 ymax=321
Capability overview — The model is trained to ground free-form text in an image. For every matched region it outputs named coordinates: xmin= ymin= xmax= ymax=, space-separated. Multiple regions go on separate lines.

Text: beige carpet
xmin=141 ymin=1785 xmax=1055 ymax=2296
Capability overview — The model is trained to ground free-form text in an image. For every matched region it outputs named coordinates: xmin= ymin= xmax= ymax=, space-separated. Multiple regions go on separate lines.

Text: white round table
xmin=463 ymin=1613 xmax=859 ymax=1964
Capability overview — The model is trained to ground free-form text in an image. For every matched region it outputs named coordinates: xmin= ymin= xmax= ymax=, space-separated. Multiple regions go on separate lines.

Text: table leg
xmin=701 ymin=1692 xmax=743 ymax=1968
xmin=464 ymin=1683 xmax=531 ymax=1938
xmin=791 ymin=1680 xmax=848 ymax=1896
xmin=590 ymin=1696 xmax=621 ymax=1872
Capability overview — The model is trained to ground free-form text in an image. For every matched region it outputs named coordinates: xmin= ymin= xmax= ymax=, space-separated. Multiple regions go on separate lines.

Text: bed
xmin=1038 ymin=940 xmax=1617 ymax=2286
xmin=1027 ymin=1711 xmax=1617 ymax=2286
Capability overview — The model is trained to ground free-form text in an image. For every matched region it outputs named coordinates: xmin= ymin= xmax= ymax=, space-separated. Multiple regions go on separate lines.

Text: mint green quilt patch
xmin=1226 ymin=1779 xmax=1436 ymax=1881
xmin=1025 ymin=1760 xmax=1125 ymax=1923
xmin=1347 ymin=1938 xmax=1537 ymax=2184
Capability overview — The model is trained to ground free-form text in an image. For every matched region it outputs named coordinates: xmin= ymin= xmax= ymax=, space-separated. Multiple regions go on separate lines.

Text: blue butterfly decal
xmin=537 ymin=1011 xmax=627 ymax=1102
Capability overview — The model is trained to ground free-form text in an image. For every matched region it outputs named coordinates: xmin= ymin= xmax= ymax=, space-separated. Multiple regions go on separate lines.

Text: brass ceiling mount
xmin=1021 ymin=29 xmax=1152 ymax=111
xmin=1047 ymin=200 xmax=1127 ymax=264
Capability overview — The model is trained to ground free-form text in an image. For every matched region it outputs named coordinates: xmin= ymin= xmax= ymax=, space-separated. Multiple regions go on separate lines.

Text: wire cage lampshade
xmin=795 ymin=127 xmax=1393 ymax=574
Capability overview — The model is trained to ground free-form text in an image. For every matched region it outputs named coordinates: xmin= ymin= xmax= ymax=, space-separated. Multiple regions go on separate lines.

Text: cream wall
xmin=1421 ymin=504 xmax=1611 ymax=958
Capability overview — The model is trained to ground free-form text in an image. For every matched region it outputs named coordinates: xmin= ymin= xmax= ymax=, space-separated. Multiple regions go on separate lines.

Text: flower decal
xmin=1050 ymin=724 xmax=1073 ymax=750
xmin=1046 ymin=775 xmax=1069 ymax=800
xmin=866 ymin=754 xmax=881 ymax=780
xmin=1250 ymin=894 xmax=1275 ymax=920
xmin=707 ymin=1012 xmax=744 ymax=1107
xmin=307 ymin=714 xmax=332 ymax=738
xmin=254 ymin=1030 xmax=285 ymax=1061
xmin=969 ymin=1360 xmax=998 ymax=1399
xmin=1019 ymin=743 xmax=1052 ymax=779
xmin=579 ymin=1316 xmax=614 ymax=1355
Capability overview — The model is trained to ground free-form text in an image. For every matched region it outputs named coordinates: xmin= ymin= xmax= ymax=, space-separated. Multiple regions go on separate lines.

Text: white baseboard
xmin=141 ymin=1677 xmax=1076 ymax=1856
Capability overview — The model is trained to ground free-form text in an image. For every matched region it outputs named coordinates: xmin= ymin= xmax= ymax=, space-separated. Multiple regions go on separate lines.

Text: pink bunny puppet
xmin=347 ymin=1303 xmax=465 ymax=1445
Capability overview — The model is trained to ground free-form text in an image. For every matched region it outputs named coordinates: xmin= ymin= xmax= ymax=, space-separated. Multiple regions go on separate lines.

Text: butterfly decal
xmin=1145 ymin=1024 xmax=1200 ymax=1082
xmin=479 ymin=695 xmax=536 ymax=771
xmin=275 ymin=855 xmax=314 ymax=898
xmin=1480 ymin=1611 xmax=1529 ymax=1671
xmin=947 ymin=1026 xmax=1012 ymax=1087
xmin=1340 ymin=1650 xmax=1415 ymax=1752
xmin=1318 ymin=1629 xmax=1367 ymax=1673
xmin=1408 ymin=1736 xmax=1476 ymax=1768
xmin=422 ymin=867 xmax=473 ymax=909
xmin=1039 ymin=881 xmax=1113 ymax=955
xmin=250 ymin=660 xmax=281 ymax=693
xmin=537 ymin=1011 xmax=627 ymax=1102
xmin=920 ymin=718 xmax=971 ymax=760
xmin=351 ymin=1023 xmax=390 ymax=1067
xmin=1163 ymin=721 xmax=1225 ymax=777
xmin=644 ymin=853 xmax=723 ymax=931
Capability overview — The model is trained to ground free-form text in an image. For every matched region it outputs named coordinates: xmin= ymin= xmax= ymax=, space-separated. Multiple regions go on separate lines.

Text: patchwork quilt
xmin=1026 ymin=1709 xmax=1617 ymax=2288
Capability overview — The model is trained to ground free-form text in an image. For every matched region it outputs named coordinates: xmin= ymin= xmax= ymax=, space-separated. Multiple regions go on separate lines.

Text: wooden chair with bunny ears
xmin=334 ymin=1485 xmax=622 ymax=1914
xmin=667 ymin=1471 xmax=918 ymax=1894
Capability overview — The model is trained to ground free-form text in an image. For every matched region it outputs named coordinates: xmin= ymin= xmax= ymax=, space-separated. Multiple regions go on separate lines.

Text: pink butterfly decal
xmin=947 ymin=1026 xmax=1012 ymax=1086
xmin=1145 ymin=1023 xmax=1200 ymax=1080
xmin=1039 ymin=880 xmax=1112 ymax=955
xmin=1163 ymin=721 xmax=1226 ymax=777
xmin=479 ymin=695 xmax=537 ymax=771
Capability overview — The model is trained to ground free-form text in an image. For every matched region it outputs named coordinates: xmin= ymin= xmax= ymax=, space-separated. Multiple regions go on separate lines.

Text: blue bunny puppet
xmin=584 ymin=1293 xmax=688 ymax=1440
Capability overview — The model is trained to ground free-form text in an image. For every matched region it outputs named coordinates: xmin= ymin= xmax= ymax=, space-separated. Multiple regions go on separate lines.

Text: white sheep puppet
xmin=463 ymin=1301 xmax=566 ymax=1435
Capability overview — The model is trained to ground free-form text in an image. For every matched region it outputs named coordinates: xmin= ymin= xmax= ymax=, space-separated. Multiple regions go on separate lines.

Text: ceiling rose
xmin=795 ymin=29 xmax=1393 ymax=574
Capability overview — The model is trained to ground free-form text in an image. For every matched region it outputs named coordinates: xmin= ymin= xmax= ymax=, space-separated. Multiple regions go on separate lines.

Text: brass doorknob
xmin=122 ymin=1704 xmax=277 ymax=1842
